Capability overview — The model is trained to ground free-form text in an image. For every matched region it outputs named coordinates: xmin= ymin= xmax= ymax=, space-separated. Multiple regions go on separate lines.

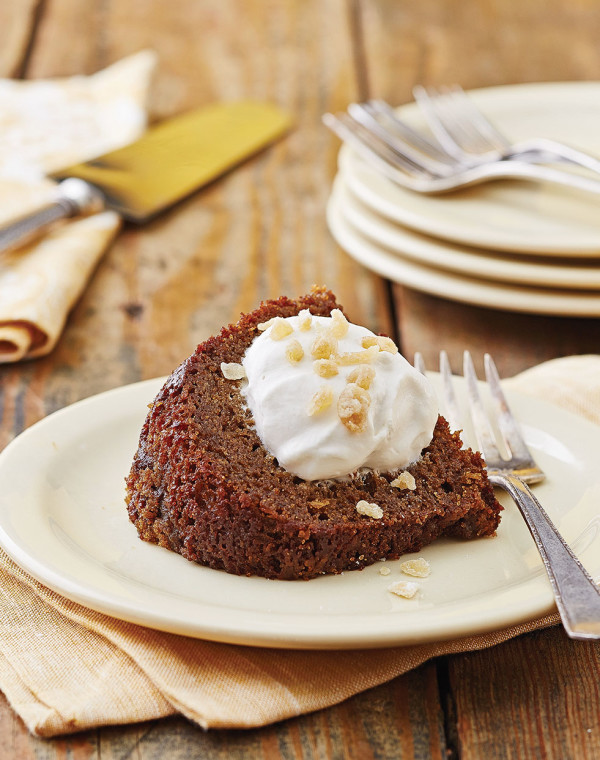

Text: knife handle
xmin=0 ymin=179 xmax=105 ymax=253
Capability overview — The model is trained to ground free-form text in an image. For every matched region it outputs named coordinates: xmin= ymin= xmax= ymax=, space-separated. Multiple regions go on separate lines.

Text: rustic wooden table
xmin=1 ymin=0 xmax=600 ymax=757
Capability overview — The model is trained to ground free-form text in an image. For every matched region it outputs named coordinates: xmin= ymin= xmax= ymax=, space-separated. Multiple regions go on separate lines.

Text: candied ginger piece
xmin=337 ymin=345 xmax=379 ymax=366
xmin=338 ymin=383 xmax=370 ymax=433
xmin=330 ymin=308 xmax=349 ymax=338
xmin=347 ymin=365 xmax=375 ymax=390
xmin=388 ymin=581 xmax=419 ymax=599
xmin=361 ymin=335 xmax=398 ymax=354
xmin=269 ymin=317 xmax=294 ymax=340
xmin=257 ymin=317 xmax=275 ymax=331
xmin=311 ymin=332 xmax=338 ymax=359
xmin=307 ymin=385 xmax=334 ymax=416
xmin=286 ymin=339 xmax=304 ymax=363
xmin=313 ymin=358 xmax=339 ymax=377
xmin=298 ymin=309 xmax=313 ymax=331
xmin=220 ymin=362 xmax=246 ymax=380
xmin=400 ymin=558 xmax=431 ymax=578
xmin=355 ymin=500 xmax=383 ymax=519
xmin=390 ymin=471 xmax=416 ymax=490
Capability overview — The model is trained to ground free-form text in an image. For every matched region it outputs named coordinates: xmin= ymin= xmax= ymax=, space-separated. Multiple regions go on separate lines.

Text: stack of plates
xmin=326 ymin=82 xmax=600 ymax=316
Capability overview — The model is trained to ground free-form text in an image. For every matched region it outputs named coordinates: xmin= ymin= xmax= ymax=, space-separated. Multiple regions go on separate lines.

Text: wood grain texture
xmin=0 ymin=0 xmax=41 ymax=77
xmin=361 ymin=0 xmax=600 ymax=103
xmin=448 ymin=628 xmax=600 ymax=760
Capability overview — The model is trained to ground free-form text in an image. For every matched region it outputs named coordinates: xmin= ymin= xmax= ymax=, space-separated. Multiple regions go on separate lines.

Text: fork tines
xmin=413 ymin=84 xmax=510 ymax=159
xmin=417 ymin=350 xmax=545 ymax=484
xmin=323 ymin=91 xmax=600 ymax=195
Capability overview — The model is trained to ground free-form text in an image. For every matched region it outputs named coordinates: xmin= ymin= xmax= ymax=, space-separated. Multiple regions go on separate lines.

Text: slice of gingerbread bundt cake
xmin=125 ymin=288 xmax=502 ymax=580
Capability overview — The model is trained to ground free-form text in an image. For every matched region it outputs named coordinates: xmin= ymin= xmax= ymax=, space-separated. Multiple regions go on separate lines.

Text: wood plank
xmin=448 ymin=628 xmax=600 ymax=760
xmin=26 ymin=0 xmax=106 ymax=77
xmin=361 ymin=0 xmax=600 ymax=103
xmin=0 ymin=0 xmax=40 ymax=78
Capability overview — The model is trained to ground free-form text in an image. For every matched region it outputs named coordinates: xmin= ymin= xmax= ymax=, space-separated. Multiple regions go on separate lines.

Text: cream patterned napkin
xmin=0 ymin=50 xmax=157 ymax=362
xmin=0 ymin=355 xmax=598 ymax=736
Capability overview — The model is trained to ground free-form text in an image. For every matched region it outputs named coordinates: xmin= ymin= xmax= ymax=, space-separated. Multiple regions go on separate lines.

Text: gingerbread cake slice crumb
xmin=125 ymin=289 xmax=502 ymax=581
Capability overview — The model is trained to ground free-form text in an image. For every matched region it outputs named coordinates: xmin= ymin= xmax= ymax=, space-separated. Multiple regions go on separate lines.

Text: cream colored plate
xmin=334 ymin=178 xmax=600 ymax=290
xmin=327 ymin=191 xmax=600 ymax=316
xmin=339 ymin=81 xmax=600 ymax=255
xmin=0 ymin=378 xmax=599 ymax=649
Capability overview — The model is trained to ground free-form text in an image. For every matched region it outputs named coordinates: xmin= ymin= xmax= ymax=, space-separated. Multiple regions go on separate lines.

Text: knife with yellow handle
xmin=0 ymin=101 xmax=291 ymax=252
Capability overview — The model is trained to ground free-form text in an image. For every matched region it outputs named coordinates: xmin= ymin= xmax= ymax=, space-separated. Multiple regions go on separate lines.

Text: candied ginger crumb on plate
xmin=388 ymin=581 xmax=420 ymax=599
xmin=400 ymin=558 xmax=431 ymax=577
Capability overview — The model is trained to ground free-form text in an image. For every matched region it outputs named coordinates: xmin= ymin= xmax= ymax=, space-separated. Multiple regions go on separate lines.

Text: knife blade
xmin=0 ymin=101 xmax=291 ymax=252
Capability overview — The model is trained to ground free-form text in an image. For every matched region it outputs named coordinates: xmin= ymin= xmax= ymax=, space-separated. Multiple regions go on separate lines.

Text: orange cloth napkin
xmin=0 ymin=50 xmax=156 ymax=362
xmin=0 ymin=354 xmax=598 ymax=736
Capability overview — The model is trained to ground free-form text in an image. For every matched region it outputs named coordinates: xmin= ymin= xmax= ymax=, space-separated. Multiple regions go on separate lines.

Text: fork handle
xmin=511 ymin=138 xmax=600 ymax=177
xmin=490 ymin=472 xmax=600 ymax=640
xmin=462 ymin=160 xmax=600 ymax=195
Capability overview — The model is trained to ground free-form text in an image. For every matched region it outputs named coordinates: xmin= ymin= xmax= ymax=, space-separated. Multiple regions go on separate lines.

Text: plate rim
xmin=326 ymin=189 xmax=600 ymax=317
xmin=334 ymin=178 xmax=600 ymax=290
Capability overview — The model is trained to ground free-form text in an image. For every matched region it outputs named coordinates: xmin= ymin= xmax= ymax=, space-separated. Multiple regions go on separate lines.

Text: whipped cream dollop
xmin=241 ymin=310 xmax=438 ymax=481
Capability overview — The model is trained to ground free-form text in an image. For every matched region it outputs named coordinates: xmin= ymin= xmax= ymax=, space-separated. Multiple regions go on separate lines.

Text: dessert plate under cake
xmin=0 ymin=376 xmax=599 ymax=649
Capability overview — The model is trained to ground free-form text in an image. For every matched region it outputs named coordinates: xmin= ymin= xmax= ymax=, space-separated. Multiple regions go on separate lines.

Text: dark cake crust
xmin=126 ymin=289 xmax=502 ymax=580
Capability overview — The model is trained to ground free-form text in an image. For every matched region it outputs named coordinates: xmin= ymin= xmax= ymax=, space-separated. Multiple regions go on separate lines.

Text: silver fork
xmin=323 ymin=109 xmax=600 ymax=195
xmin=413 ymin=84 xmax=600 ymax=176
xmin=415 ymin=349 xmax=600 ymax=640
